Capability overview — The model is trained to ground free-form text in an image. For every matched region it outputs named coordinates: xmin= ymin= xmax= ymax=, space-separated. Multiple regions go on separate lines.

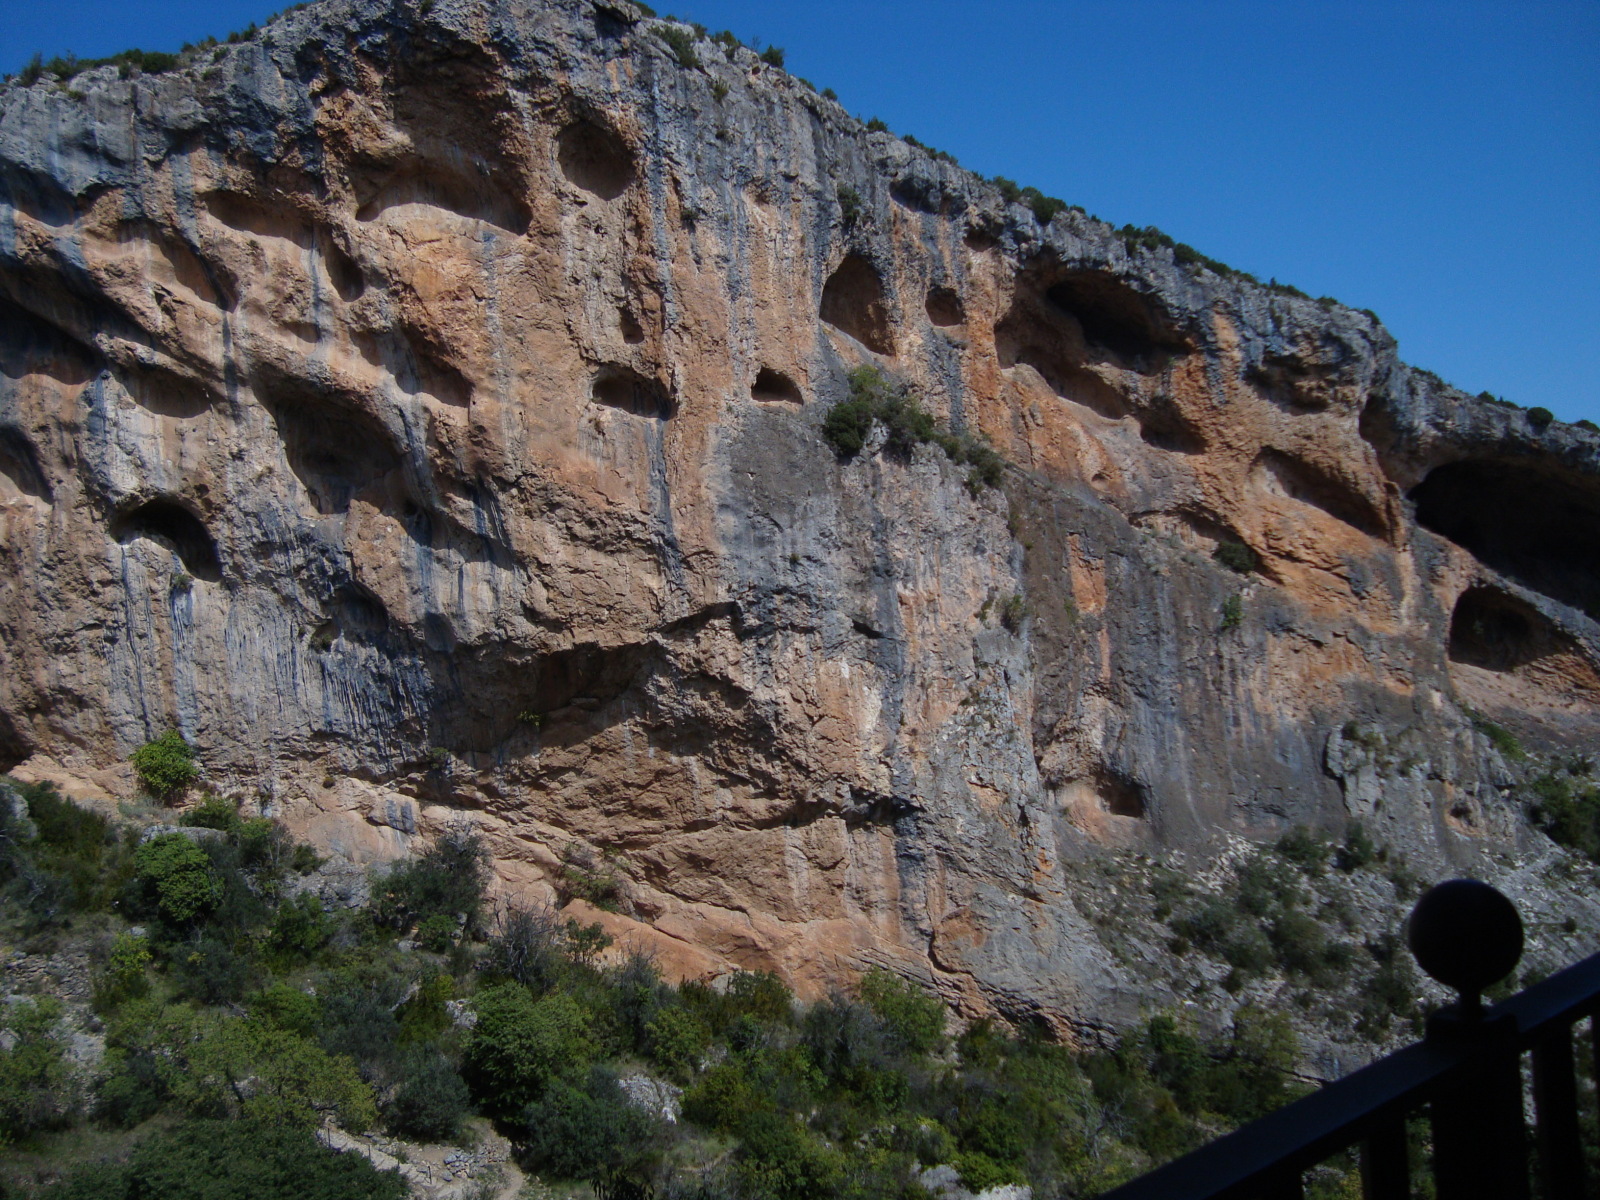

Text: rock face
xmin=2 ymin=0 xmax=1598 ymax=1035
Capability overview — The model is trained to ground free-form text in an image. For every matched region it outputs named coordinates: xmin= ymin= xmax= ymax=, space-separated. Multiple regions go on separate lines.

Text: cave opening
xmin=0 ymin=426 xmax=52 ymax=502
xmin=109 ymin=498 xmax=223 ymax=582
xmin=1411 ymin=459 xmax=1600 ymax=617
xmin=925 ymin=286 xmax=965 ymax=328
xmin=557 ymin=119 xmax=634 ymax=201
xmin=592 ymin=365 xmax=675 ymax=419
xmin=820 ymin=255 xmax=895 ymax=355
xmin=1448 ymin=587 xmax=1551 ymax=672
xmin=1043 ymin=270 xmax=1189 ymax=366
xmin=257 ymin=369 xmax=403 ymax=516
xmin=751 ymin=368 xmax=802 ymax=404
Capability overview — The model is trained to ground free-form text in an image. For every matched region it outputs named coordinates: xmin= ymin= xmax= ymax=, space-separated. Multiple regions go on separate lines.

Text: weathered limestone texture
xmin=2 ymin=0 xmax=1597 ymax=1036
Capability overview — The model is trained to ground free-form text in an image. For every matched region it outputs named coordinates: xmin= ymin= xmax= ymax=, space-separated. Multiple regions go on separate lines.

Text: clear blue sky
xmin=3 ymin=0 xmax=1596 ymax=422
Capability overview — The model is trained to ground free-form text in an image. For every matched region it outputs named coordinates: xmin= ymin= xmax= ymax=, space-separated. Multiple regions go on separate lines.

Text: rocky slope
xmin=2 ymin=0 xmax=1598 ymax=1044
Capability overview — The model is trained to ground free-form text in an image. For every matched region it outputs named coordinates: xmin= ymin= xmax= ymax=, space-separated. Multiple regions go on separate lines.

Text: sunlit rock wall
xmin=2 ymin=0 xmax=1597 ymax=1034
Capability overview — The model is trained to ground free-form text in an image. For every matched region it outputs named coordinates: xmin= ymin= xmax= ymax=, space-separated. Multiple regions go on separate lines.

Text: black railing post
xmin=1533 ymin=1024 xmax=1586 ymax=1200
xmin=1409 ymin=880 xmax=1530 ymax=1200
xmin=1427 ymin=1020 xmax=1530 ymax=1200
xmin=1359 ymin=1115 xmax=1409 ymax=1200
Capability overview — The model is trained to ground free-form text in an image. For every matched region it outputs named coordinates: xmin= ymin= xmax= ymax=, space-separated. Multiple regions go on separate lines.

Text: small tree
xmin=132 ymin=833 xmax=219 ymax=925
xmin=131 ymin=729 xmax=198 ymax=800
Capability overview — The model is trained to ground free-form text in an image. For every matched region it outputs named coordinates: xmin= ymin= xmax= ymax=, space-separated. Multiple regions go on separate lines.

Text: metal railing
xmin=1101 ymin=879 xmax=1599 ymax=1200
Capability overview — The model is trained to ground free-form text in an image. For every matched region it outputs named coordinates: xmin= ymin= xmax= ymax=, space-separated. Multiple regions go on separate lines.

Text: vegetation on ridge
xmin=0 ymin=768 xmax=1353 ymax=1198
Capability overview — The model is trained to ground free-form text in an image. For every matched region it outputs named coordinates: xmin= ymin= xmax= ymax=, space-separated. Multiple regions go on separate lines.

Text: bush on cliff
xmin=822 ymin=366 xmax=1004 ymax=490
xmin=131 ymin=729 xmax=198 ymax=800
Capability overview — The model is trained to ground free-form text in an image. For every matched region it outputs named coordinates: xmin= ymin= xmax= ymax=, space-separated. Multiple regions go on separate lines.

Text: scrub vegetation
xmin=0 ymin=773 xmax=1342 ymax=1198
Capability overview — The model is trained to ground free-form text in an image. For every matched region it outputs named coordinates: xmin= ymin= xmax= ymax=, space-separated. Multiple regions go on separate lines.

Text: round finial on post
xmin=1407 ymin=879 xmax=1523 ymax=1019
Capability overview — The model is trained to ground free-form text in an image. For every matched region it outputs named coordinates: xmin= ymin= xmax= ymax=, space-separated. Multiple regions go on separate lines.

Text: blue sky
xmin=3 ymin=0 xmax=1596 ymax=422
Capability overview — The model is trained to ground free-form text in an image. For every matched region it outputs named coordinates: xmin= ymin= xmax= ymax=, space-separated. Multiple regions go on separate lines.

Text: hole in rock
xmin=0 ymin=163 xmax=79 ymax=228
xmin=110 ymin=498 xmax=222 ymax=582
xmin=592 ymin=365 xmax=674 ymax=419
xmin=557 ymin=118 xmax=634 ymax=201
xmin=1101 ymin=772 xmax=1148 ymax=819
xmin=315 ymin=584 xmax=395 ymax=651
xmin=0 ymin=426 xmax=52 ymax=502
xmin=820 ymin=254 xmax=894 ymax=355
xmin=355 ymin=162 xmax=531 ymax=235
xmin=0 ymin=709 xmax=31 ymax=773
xmin=115 ymin=220 xmax=237 ymax=312
xmin=1449 ymin=587 xmax=1551 ymax=673
xmin=1250 ymin=351 xmax=1338 ymax=413
xmin=890 ymin=173 xmax=943 ymax=215
xmin=751 ymin=367 xmax=802 ymax=404
xmin=925 ymin=286 xmax=965 ymax=328
xmin=1253 ymin=449 xmax=1387 ymax=537
xmin=0 ymin=299 xmax=101 ymax=387
xmin=353 ymin=333 xmax=473 ymax=408
xmin=620 ymin=309 xmax=645 ymax=345
xmin=256 ymin=366 xmax=403 ymax=515
xmin=202 ymin=191 xmax=365 ymax=302
xmin=1043 ymin=269 xmax=1189 ymax=367
xmin=1410 ymin=459 xmax=1600 ymax=617
xmin=113 ymin=362 xmax=217 ymax=419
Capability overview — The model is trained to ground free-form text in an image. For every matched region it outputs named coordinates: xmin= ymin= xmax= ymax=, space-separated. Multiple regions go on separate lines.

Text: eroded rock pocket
xmin=110 ymin=498 xmax=222 ymax=582
xmin=558 ymin=119 xmax=634 ymax=201
xmin=820 ymin=255 xmax=894 ymax=355
xmin=592 ymin=365 xmax=674 ymax=419
xmin=751 ymin=368 xmax=802 ymax=404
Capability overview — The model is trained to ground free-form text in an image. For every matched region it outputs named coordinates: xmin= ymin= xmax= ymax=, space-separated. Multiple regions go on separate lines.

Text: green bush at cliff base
xmin=37 ymin=1119 xmax=406 ymax=1200
xmin=131 ymin=729 xmax=198 ymax=800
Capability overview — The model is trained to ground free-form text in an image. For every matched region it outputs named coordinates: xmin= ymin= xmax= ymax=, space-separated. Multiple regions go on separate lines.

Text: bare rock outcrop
xmin=2 ymin=0 xmax=1597 ymax=1036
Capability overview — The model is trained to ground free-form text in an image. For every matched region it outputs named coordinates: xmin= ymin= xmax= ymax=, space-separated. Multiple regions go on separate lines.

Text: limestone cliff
xmin=2 ymin=0 xmax=1598 ymax=1039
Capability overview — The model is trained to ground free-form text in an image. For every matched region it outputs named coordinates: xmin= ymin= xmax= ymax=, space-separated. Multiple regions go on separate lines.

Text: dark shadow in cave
xmin=1411 ymin=460 xmax=1600 ymax=617
xmin=109 ymin=498 xmax=223 ymax=582
xmin=1448 ymin=587 xmax=1554 ymax=672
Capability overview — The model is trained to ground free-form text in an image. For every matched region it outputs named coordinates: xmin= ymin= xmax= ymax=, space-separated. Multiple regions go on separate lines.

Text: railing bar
xmin=1099 ymin=1040 xmax=1468 ymax=1200
xmin=1359 ymin=1116 xmax=1409 ymax=1200
xmin=1532 ymin=1025 xmax=1585 ymax=1200
xmin=1497 ymin=952 xmax=1600 ymax=1043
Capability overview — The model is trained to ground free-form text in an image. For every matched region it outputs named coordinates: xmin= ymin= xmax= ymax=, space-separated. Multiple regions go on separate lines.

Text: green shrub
xmin=1213 ymin=540 xmax=1258 ymax=574
xmin=385 ymin=1048 xmax=470 ymax=1142
xmin=180 ymin=794 xmax=241 ymax=834
xmin=131 ymin=730 xmax=198 ymax=800
xmin=518 ymin=1066 xmax=659 ymax=1181
xmin=266 ymin=892 xmax=333 ymax=960
xmin=0 ymin=996 xmax=79 ymax=1144
xmin=38 ymin=1119 xmax=407 ymax=1200
xmin=759 ymin=45 xmax=785 ymax=68
xmin=372 ymin=825 xmax=490 ymax=937
xmin=1529 ymin=772 xmax=1600 ymax=863
xmin=132 ymin=833 xmax=219 ymax=924
xmin=656 ymin=24 xmax=699 ymax=68
xmin=252 ymin=983 xmax=321 ymax=1036
xmin=1527 ymin=406 xmax=1554 ymax=430
xmin=1274 ymin=825 xmax=1330 ymax=874
xmin=645 ymin=1004 xmax=711 ymax=1080
xmin=821 ymin=366 xmax=1005 ymax=490
xmin=837 ymin=184 xmax=864 ymax=228
xmin=1467 ymin=708 xmax=1525 ymax=760
xmin=1336 ymin=821 xmax=1378 ymax=871
xmin=464 ymin=985 xmax=593 ymax=1118
xmin=867 ymin=117 xmax=889 ymax=133
xmin=483 ymin=902 xmax=569 ymax=993
xmin=1577 ymin=419 xmax=1599 ymax=433
xmin=1221 ymin=593 xmax=1243 ymax=630
xmin=859 ymin=968 xmax=946 ymax=1056
xmin=93 ymin=930 xmax=152 ymax=1011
